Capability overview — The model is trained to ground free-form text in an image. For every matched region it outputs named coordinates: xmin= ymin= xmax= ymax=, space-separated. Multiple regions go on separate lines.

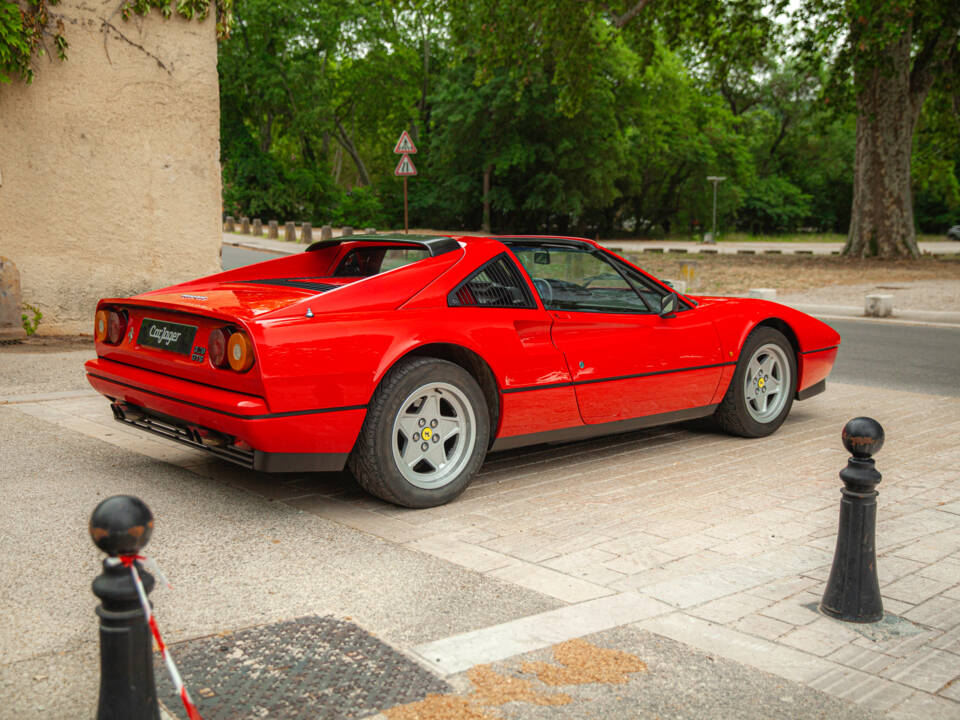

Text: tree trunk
xmin=844 ymin=31 xmax=920 ymax=258
xmin=482 ymin=164 xmax=493 ymax=233
xmin=333 ymin=116 xmax=371 ymax=186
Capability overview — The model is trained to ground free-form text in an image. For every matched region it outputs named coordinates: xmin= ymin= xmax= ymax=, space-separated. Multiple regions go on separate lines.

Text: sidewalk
xmin=222 ymin=230 xmax=960 ymax=257
xmin=1 ymin=341 xmax=958 ymax=717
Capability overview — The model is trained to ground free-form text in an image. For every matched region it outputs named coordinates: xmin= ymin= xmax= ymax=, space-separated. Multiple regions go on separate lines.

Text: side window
xmin=448 ymin=255 xmax=536 ymax=309
xmin=511 ymin=246 xmax=657 ymax=313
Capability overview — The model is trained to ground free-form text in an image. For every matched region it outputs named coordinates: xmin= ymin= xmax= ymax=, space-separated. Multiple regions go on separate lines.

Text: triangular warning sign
xmin=394 ymin=154 xmax=417 ymax=176
xmin=393 ymin=130 xmax=418 ymax=154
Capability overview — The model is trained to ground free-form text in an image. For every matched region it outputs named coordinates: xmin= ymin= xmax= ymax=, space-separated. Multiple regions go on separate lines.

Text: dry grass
xmin=620 ymin=252 xmax=960 ymax=296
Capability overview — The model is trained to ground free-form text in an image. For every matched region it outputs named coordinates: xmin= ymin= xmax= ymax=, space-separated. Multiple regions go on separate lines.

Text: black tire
xmin=348 ymin=357 xmax=490 ymax=508
xmin=714 ymin=326 xmax=797 ymax=438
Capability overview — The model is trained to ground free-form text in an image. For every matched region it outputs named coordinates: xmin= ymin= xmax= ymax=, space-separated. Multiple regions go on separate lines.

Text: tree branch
xmin=613 ymin=0 xmax=656 ymax=28
xmin=909 ymin=25 xmax=959 ymax=110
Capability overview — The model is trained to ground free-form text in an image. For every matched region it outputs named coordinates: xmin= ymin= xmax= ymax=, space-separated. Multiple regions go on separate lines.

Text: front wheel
xmin=714 ymin=327 xmax=797 ymax=438
xmin=348 ymin=357 xmax=489 ymax=508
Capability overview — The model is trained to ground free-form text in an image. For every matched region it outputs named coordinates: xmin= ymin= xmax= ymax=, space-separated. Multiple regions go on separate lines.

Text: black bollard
xmin=90 ymin=496 xmax=160 ymax=720
xmin=820 ymin=417 xmax=885 ymax=623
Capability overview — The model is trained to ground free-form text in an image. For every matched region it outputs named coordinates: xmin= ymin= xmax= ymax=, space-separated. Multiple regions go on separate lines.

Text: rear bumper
xmin=85 ymin=357 xmax=365 ymax=471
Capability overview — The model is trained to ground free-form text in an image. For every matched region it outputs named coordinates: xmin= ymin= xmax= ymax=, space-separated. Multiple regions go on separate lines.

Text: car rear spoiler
xmin=305 ymin=234 xmax=461 ymax=257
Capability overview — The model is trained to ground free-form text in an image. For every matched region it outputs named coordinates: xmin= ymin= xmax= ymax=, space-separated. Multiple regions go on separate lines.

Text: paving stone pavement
xmin=6 ymin=380 xmax=960 ymax=717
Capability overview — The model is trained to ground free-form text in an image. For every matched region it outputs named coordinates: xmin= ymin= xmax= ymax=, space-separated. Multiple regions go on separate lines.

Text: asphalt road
xmin=826 ymin=318 xmax=960 ymax=397
xmin=222 ymin=243 xmax=289 ymax=270
xmin=219 ymin=245 xmax=958 ymax=397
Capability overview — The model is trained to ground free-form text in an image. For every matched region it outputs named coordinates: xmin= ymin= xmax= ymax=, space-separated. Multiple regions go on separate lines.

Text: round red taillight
xmin=96 ymin=309 xmax=127 ymax=344
xmin=227 ymin=331 xmax=255 ymax=372
xmin=208 ymin=327 xmax=230 ymax=368
xmin=95 ymin=310 xmax=109 ymax=342
xmin=106 ymin=310 xmax=127 ymax=345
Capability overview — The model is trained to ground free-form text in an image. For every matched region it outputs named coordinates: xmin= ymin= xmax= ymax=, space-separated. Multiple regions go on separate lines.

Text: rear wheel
xmin=714 ymin=327 xmax=796 ymax=438
xmin=348 ymin=357 xmax=489 ymax=508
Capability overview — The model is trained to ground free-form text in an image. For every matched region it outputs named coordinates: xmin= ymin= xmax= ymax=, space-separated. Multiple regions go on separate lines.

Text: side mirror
xmin=659 ymin=292 xmax=678 ymax=317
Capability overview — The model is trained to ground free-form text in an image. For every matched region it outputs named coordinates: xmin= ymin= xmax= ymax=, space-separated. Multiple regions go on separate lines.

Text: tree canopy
xmin=7 ymin=0 xmax=958 ymax=253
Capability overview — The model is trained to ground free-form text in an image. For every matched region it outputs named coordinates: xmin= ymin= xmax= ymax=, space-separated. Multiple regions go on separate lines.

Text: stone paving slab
xmin=8 ymin=380 xmax=960 ymax=717
xmin=378 ymin=625 xmax=878 ymax=720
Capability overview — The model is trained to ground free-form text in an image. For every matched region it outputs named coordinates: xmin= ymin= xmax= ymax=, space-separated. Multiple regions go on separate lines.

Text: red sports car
xmin=86 ymin=234 xmax=839 ymax=507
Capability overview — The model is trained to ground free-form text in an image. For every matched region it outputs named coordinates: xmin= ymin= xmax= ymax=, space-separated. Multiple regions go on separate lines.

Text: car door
xmin=511 ymin=243 xmax=725 ymax=425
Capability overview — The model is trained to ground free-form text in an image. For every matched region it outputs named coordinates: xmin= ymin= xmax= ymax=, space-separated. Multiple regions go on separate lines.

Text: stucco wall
xmin=0 ymin=1 xmax=221 ymax=334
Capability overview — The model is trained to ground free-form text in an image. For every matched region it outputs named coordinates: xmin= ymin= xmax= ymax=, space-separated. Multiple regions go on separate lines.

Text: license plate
xmin=137 ymin=318 xmax=197 ymax=355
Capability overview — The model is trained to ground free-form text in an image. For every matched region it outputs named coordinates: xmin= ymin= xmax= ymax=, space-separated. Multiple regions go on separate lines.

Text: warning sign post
xmin=394 ymin=131 xmax=418 ymax=234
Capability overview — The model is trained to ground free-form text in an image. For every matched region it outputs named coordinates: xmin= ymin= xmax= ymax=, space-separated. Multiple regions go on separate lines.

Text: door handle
xmin=551 ymin=311 xmax=572 ymax=320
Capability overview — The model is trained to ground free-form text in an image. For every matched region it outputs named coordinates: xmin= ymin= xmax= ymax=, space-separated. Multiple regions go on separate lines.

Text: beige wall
xmin=0 ymin=1 xmax=221 ymax=334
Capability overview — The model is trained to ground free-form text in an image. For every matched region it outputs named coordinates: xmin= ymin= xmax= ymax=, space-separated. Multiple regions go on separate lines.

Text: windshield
xmin=510 ymin=245 xmax=666 ymax=313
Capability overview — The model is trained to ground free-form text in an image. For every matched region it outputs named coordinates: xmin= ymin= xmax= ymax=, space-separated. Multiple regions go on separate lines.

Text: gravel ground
xmin=619 ymin=252 xmax=960 ymax=302
xmin=777 ymin=279 xmax=960 ymax=312
xmin=0 ymin=337 xmax=94 ymax=398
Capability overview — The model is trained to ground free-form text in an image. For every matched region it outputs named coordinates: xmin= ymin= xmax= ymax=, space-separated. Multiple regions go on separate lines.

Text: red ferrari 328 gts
xmin=86 ymin=234 xmax=840 ymax=507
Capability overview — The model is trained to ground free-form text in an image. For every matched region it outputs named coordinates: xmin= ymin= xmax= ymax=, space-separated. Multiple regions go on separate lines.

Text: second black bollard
xmin=820 ymin=417 xmax=885 ymax=623
xmin=90 ymin=495 xmax=160 ymax=720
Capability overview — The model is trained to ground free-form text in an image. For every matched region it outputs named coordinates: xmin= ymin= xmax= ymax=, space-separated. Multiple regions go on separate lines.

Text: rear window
xmin=333 ymin=247 xmax=430 ymax=277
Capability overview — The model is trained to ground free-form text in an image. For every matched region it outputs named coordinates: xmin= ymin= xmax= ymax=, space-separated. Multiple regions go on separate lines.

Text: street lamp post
xmin=706 ymin=176 xmax=726 ymax=244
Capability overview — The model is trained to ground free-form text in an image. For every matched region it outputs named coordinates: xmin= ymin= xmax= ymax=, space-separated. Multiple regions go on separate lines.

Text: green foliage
xmin=217 ymin=0 xmax=955 ymax=239
xmin=0 ymin=0 xmax=66 ymax=83
xmin=20 ymin=302 xmax=41 ymax=335
xmin=737 ymin=176 xmax=813 ymax=233
xmin=0 ymin=0 xmax=231 ymax=84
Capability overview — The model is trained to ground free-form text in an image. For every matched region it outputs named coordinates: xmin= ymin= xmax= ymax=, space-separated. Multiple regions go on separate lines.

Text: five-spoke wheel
xmin=348 ymin=357 xmax=489 ymax=507
xmin=714 ymin=326 xmax=797 ymax=438
xmin=742 ymin=342 xmax=791 ymax=424
xmin=391 ymin=382 xmax=476 ymax=490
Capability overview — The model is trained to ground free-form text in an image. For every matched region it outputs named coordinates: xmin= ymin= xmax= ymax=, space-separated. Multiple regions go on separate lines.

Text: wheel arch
xmin=754 ymin=317 xmax=800 ymax=358
xmin=377 ymin=342 xmax=501 ymax=447
xmin=750 ymin=317 xmax=803 ymax=393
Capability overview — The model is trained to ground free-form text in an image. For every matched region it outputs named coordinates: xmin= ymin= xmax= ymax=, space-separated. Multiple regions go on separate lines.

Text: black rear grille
xmin=111 ymin=404 xmax=254 ymax=469
xmin=237 ymin=278 xmax=338 ymax=293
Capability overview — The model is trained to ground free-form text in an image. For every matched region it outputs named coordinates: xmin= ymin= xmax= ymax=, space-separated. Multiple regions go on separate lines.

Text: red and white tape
xmin=108 ymin=554 xmax=204 ymax=720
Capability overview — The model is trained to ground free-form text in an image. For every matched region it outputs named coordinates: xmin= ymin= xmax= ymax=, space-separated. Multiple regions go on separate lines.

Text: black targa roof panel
xmin=305 ymin=234 xmax=461 ymax=257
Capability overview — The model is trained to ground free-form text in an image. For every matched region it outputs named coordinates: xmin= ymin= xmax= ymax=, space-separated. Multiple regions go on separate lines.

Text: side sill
xmin=795 ymin=379 xmax=826 ymax=402
xmin=490 ymin=404 xmax=717 ymax=453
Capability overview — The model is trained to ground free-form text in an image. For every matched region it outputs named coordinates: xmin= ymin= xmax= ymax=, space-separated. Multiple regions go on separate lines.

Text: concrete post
xmin=865 ymin=294 xmax=893 ymax=318
xmin=0 ymin=257 xmax=26 ymax=341
xmin=320 ymin=225 xmax=333 ymax=242
xmin=252 ymin=218 xmax=262 ymax=236
xmin=301 ymin=222 xmax=312 ymax=244
xmin=341 ymin=226 xmax=353 ymax=237
xmin=268 ymin=220 xmax=278 ymax=239
xmin=284 ymin=222 xmax=296 ymax=243
xmin=240 ymin=217 xmax=250 ymax=234
xmin=224 ymin=216 xmax=235 ymax=232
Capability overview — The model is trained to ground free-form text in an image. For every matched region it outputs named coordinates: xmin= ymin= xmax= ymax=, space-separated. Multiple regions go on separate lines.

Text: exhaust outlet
xmin=111 ymin=403 xmax=144 ymax=422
